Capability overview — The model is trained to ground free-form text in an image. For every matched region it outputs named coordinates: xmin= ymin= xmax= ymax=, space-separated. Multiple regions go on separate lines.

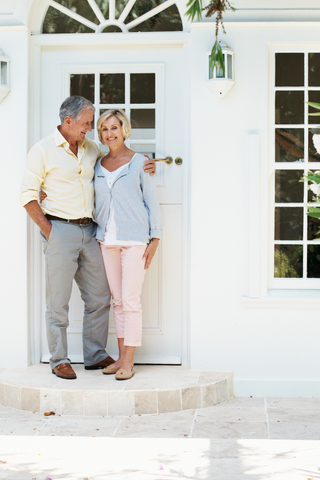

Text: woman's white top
xmin=101 ymin=160 xmax=146 ymax=246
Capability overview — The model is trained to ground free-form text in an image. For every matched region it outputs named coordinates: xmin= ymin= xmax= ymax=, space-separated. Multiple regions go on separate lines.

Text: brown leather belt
xmin=45 ymin=214 xmax=93 ymax=226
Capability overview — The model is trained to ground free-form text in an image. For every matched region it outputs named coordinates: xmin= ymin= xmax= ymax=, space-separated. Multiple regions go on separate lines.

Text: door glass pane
xmin=131 ymin=74 xmax=155 ymax=104
xmin=130 ymin=144 xmax=156 ymax=158
xmin=275 ymin=128 xmax=304 ymax=163
xmin=275 ymin=53 xmax=304 ymax=87
xmin=70 ymin=74 xmax=95 ymax=103
xmin=275 ymin=91 xmax=304 ymax=125
xmin=131 ymin=109 xmax=155 ymax=139
xmin=128 ymin=4 xmax=183 ymax=32
xmin=274 ymin=245 xmax=303 ymax=278
xmin=308 ymin=216 xmax=320 ymax=240
xmin=100 ymin=74 xmax=125 ymax=104
xmin=308 ymin=91 xmax=320 ymax=125
xmin=53 ymin=0 xmax=100 ymax=23
xmin=43 ymin=6 xmax=95 ymax=33
xmin=309 ymin=53 xmax=320 ymax=86
xmin=308 ymin=129 xmax=320 ymax=162
xmin=307 ymin=245 xmax=320 ymax=277
xmin=275 ymin=170 xmax=304 ymax=203
xmin=274 ymin=207 xmax=303 ymax=241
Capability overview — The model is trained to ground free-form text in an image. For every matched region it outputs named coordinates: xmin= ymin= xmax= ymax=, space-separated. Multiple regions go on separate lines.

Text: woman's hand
xmin=39 ymin=189 xmax=47 ymax=204
xmin=143 ymin=154 xmax=156 ymax=176
xmin=143 ymin=238 xmax=159 ymax=269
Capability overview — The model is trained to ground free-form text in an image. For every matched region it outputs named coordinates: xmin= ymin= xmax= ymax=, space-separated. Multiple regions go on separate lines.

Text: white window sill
xmin=242 ymin=290 xmax=320 ymax=309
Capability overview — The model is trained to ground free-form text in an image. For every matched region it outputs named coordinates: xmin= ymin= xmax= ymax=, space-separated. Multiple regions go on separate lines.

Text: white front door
xmin=40 ymin=44 xmax=184 ymax=364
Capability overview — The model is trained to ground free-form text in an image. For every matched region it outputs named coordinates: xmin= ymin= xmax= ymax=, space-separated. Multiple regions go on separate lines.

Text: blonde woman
xmin=94 ymin=109 xmax=161 ymax=380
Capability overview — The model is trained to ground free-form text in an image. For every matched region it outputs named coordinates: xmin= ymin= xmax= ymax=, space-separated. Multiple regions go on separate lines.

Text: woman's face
xmin=100 ymin=115 xmax=124 ymax=148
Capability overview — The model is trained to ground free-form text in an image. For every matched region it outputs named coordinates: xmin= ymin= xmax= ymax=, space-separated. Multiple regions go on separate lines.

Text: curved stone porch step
xmin=0 ymin=365 xmax=234 ymax=416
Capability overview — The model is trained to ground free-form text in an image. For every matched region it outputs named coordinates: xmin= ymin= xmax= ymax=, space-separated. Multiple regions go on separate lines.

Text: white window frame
xmin=269 ymin=45 xmax=320 ymax=290
xmin=243 ymin=45 xmax=320 ymax=309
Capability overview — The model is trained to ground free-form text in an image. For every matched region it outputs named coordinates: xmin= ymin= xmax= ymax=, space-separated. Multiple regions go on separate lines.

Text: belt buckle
xmin=79 ymin=218 xmax=89 ymax=226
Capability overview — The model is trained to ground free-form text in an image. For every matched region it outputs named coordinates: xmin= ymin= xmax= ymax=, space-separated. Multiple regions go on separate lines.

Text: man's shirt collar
xmin=53 ymin=127 xmax=86 ymax=149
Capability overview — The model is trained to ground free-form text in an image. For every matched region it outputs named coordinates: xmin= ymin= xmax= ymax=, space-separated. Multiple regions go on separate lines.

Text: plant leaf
xmin=305 ymin=175 xmax=320 ymax=183
xmin=307 ymin=101 xmax=320 ymax=110
xmin=185 ymin=0 xmax=203 ymax=21
xmin=209 ymin=41 xmax=225 ymax=74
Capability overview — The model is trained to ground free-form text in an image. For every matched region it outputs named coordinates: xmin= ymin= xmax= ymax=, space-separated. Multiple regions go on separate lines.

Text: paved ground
xmin=1 ymin=397 xmax=320 ymax=479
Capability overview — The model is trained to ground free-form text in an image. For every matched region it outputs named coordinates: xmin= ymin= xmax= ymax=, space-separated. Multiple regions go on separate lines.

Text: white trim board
xmin=31 ymin=33 xmax=190 ymax=47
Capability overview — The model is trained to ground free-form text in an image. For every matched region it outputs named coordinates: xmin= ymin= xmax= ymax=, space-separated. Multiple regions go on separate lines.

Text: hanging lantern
xmin=207 ymin=41 xmax=235 ymax=98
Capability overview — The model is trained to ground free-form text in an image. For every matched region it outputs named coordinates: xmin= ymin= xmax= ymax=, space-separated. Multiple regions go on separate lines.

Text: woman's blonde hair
xmin=97 ymin=109 xmax=131 ymax=143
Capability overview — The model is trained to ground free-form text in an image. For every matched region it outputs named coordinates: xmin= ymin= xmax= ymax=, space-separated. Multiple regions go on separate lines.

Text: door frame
xmin=28 ymin=33 xmax=191 ymax=366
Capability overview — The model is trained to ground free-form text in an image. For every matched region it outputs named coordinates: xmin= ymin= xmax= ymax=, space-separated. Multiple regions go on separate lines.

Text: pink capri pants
xmin=100 ymin=245 xmax=146 ymax=346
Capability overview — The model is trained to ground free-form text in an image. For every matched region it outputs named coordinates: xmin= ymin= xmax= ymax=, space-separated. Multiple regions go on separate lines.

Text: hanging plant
xmin=185 ymin=0 xmax=236 ymax=72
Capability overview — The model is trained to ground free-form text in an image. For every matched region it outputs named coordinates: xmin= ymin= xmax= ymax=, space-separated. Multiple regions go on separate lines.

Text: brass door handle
xmin=154 ymin=156 xmax=173 ymax=165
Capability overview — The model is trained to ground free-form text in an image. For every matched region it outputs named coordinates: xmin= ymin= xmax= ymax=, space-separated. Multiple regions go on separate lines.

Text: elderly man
xmin=20 ymin=96 xmax=155 ymax=379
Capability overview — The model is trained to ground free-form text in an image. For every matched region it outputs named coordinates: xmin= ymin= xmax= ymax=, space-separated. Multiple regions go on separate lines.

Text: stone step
xmin=0 ymin=364 xmax=234 ymax=416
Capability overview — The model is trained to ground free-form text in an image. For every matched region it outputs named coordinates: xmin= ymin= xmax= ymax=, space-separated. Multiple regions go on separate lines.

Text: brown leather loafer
xmin=52 ymin=363 xmax=77 ymax=379
xmin=85 ymin=355 xmax=115 ymax=370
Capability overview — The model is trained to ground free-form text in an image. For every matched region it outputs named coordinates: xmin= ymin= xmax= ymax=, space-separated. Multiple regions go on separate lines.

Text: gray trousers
xmin=40 ymin=220 xmax=111 ymax=369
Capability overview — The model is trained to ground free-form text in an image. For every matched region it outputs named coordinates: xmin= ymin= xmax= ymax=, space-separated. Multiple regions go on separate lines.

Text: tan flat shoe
xmin=102 ymin=364 xmax=121 ymax=375
xmin=115 ymin=367 xmax=135 ymax=380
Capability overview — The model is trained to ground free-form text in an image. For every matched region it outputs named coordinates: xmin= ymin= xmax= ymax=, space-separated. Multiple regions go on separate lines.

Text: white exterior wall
xmin=2 ymin=0 xmax=320 ymax=394
xmin=189 ymin=22 xmax=320 ymax=396
xmin=0 ymin=28 xmax=29 ymax=366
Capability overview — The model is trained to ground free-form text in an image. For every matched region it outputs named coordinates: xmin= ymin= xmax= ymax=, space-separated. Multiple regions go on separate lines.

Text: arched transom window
xmin=43 ymin=0 xmax=183 ymax=33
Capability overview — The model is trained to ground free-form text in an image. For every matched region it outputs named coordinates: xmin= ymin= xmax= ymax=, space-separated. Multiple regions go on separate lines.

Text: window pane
xmin=308 ymin=216 xmax=320 ymax=240
xmin=308 ymin=129 xmax=320 ymax=162
xmin=130 ymin=74 xmax=155 ymax=104
xmin=274 ymin=207 xmax=303 ymax=241
xmin=131 ymin=109 xmax=155 ymax=139
xmin=94 ymin=0 xmax=109 ymax=18
xmin=274 ymin=245 xmax=303 ymax=278
xmin=275 ymin=91 xmax=304 ymax=125
xmin=275 ymin=170 xmax=304 ymax=203
xmin=52 ymin=0 xmax=100 ymax=24
xmin=116 ymin=0 xmax=129 ymax=18
xmin=227 ymin=54 xmax=233 ymax=79
xmin=100 ymin=74 xmax=125 ymax=104
xmin=307 ymin=245 xmax=320 ymax=277
xmin=125 ymin=0 xmax=166 ymax=23
xmin=128 ymin=4 xmax=183 ymax=32
xmin=275 ymin=128 xmax=304 ymax=163
xmin=70 ymin=74 xmax=95 ymax=103
xmin=102 ymin=25 xmax=122 ymax=32
xmin=43 ymin=6 xmax=95 ymax=33
xmin=0 ymin=62 xmax=7 ymax=85
xmin=309 ymin=53 xmax=320 ymax=87
xmin=275 ymin=53 xmax=304 ymax=87
xmin=308 ymin=91 xmax=320 ymax=125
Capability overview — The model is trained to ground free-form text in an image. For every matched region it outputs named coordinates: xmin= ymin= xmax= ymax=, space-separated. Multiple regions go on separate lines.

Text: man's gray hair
xmin=59 ymin=96 xmax=95 ymax=123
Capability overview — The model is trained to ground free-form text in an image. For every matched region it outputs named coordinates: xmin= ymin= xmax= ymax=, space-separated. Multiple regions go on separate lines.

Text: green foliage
xmin=307 ymin=101 xmax=320 ymax=116
xmin=185 ymin=0 xmax=204 ymax=22
xmin=209 ymin=40 xmax=225 ymax=74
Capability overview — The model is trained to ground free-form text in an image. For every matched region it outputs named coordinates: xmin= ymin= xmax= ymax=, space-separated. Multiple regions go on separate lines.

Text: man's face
xmin=66 ymin=108 xmax=93 ymax=142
